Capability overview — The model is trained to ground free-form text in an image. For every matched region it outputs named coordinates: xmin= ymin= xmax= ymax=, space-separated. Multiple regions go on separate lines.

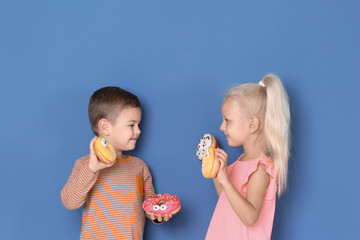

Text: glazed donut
xmin=142 ymin=193 xmax=181 ymax=216
xmin=196 ymin=134 xmax=220 ymax=178
xmin=93 ymin=137 xmax=116 ymax=164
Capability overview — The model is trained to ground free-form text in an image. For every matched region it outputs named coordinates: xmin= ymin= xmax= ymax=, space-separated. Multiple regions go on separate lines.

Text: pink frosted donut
xmin=142 ymin=193 xmax=181 ymax=216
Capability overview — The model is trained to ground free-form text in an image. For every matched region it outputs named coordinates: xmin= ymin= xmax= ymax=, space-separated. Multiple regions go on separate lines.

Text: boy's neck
xmin=116 ymin=150 xmax=124 ymax=159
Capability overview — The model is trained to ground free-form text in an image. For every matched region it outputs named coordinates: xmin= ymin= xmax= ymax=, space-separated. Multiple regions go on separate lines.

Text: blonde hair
xmin=225 ymin=74 xmax=291 ymax=196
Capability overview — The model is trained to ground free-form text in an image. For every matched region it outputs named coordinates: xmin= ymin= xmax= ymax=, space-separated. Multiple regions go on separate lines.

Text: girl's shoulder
xmin=235 ymin=155 xmax=277 ymax=200
xmin=242 ymin=156 xmax=275 ymax=178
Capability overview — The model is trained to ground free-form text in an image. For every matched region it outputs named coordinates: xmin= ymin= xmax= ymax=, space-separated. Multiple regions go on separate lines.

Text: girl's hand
xmin=88 ymin=136 xmax=116 ymax=173
xmin=214 ymin=148 xmax=230 ymax=185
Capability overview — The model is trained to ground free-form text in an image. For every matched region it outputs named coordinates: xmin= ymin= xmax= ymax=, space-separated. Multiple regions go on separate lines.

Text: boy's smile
xmin=106 ymin=107 xmax=142 ymax=156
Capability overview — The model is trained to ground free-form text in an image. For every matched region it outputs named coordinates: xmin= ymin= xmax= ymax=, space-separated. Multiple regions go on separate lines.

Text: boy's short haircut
xmin=88 ymin=86 xmax=141 ymax=135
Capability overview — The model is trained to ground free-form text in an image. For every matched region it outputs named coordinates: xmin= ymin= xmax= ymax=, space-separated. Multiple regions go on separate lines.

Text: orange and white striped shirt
xmin=61 ymin=155 xmax=155 ymax=240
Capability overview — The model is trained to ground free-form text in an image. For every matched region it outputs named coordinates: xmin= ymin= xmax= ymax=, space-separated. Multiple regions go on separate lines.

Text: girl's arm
xmin=215 ymin=148 xmax=270 ymax=226
xmin=212 ymin=149 xmax=228 ymax=196
xmin=212 ymin=178 xmax=223 ymax=196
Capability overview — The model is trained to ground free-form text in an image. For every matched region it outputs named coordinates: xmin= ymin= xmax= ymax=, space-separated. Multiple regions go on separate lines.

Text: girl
xmin=205 ymin=74 xmax=291 ymax=240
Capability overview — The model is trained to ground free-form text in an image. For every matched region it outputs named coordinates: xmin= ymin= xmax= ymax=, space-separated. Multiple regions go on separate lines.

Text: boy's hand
xmin=214 ymin=148 xmax=230 ymax=185
xmin=88 ymin=137 xmax=116 ymax=173
xmin=147 ymin=212 xmax=172 ymax=224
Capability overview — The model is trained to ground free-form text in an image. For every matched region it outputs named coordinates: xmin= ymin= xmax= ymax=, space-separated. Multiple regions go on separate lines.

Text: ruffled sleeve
xmin=239 ymin=157 xmax=277 ymax=200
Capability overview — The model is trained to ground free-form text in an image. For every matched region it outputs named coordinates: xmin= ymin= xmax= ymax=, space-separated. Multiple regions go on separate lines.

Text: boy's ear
xmin=249 ymin=115 xmax=260 ymax=134
xmin=98 ymin=118 xmax=111 ymax=136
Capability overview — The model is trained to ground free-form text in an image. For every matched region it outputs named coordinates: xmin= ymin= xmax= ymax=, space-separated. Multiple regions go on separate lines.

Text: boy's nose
xmin=220 ymin=122 xmax=225 ymax=132
xmin=135 ymin=126 xmax=141 ymax=136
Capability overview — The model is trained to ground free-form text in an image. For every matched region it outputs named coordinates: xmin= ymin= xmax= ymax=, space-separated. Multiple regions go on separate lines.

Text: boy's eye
xmin=129 ymin=122 xmax=140 ymax=128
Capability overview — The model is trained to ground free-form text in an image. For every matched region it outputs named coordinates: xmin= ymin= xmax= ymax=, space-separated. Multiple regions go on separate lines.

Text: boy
xmin=61 ymin=87 xmax=170 ymax=240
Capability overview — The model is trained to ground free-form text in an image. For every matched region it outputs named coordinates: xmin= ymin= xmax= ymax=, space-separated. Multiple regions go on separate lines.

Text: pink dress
xmin=205 ymin=156 xmax=277 ymax=240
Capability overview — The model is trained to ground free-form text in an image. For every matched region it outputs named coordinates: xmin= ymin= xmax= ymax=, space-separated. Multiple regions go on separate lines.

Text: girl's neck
xmin=240 ymin=142 xmax=263 ymax=161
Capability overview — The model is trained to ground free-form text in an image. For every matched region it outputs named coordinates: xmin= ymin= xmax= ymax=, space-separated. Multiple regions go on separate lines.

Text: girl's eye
xmin=153 ymin=205 xmax=160 ymax=211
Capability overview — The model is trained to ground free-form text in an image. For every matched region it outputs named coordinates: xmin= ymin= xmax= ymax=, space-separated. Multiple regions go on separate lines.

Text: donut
xmin=196 ymin=134 xmax=220 ymax=178
xmin=93 ymin=137 xmax=116 ymax=164
xmin=142 ymin=193 xmax=181 ymax=216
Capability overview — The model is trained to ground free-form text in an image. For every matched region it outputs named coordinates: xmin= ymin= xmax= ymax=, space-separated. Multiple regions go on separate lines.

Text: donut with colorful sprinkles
xmin=142 ymin=193 xmax=181 ymax=216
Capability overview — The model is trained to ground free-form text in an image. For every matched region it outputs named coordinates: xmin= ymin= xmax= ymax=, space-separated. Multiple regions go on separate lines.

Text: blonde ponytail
xmin=261 ymin=74 xmax=290 ymax=196
xmin=225 ymin=74 xmax=291 ymax=196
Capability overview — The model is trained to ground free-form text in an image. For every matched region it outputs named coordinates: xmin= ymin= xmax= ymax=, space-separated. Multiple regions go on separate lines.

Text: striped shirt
xmin=61 ymin=155 xmax=155 ymax=239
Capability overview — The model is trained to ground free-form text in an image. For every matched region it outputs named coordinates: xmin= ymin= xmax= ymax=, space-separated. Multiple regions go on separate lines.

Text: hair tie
xmin=259 ymin=81 xmax=266 ymax=88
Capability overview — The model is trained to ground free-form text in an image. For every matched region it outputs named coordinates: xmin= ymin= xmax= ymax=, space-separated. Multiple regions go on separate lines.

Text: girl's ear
xmin=98 ymin=118 xmax=111 ymax=136
xmin=249 ymin=115 xmax=260 ymax=134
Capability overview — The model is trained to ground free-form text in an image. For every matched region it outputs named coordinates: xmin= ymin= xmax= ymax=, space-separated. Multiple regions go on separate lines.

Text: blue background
xmin=1 ymin=0 xmax=359 ymax=239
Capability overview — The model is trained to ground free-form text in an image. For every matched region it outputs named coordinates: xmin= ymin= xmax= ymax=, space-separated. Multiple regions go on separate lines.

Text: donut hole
xmin=101 ymin=138 xmax=107 ymax=146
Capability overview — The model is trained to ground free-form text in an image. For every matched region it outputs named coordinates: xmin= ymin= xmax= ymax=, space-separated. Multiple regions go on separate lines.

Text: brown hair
xmin=88 ymin=86 xmax=141 ymax=135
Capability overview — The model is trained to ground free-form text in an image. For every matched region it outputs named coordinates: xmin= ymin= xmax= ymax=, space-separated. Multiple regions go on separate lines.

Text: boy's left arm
xmin=142 ymin=166 xmax=172 ymax=224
